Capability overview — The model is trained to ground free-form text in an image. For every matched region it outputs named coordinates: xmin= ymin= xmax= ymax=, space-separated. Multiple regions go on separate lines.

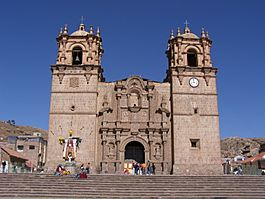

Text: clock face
xmin=189 ymin=77 xmax=199 ymax=88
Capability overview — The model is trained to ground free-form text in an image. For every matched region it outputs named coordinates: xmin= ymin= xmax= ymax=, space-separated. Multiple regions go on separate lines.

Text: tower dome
xmin=71 ymin=23 xmax=88 ymax=36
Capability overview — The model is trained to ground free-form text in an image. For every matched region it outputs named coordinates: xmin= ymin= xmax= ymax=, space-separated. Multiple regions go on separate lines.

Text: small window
xmin=194 ymin=107 xmax=198 ymax=114
xmin=190 ymin=139 xmax=200 ymax=148
xmin=187 ymin=49 xmax=197 ymax=67
xmin=72 ymin=47 xmax=83 ymax=65
xmin=17 ymin=145 xmax=24 ymax=152
xmin=29 ymin=145 xmax=35 ymax=150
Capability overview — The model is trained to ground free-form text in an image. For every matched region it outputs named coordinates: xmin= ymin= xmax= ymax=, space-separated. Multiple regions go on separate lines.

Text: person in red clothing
xmin=55 ymin=164 xmax=64 ymax=176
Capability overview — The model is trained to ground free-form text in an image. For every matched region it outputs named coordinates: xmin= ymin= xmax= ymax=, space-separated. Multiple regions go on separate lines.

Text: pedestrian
xmin=85 ymin=163 xmax=90 ymax=174
xmin=146 ymin=161 xmax=151 ymax=175
xmin=2 ymin=161 xmax=6 ymax=173
xmin=80 ymin=163 xmax=85 ymax=172
xmin=134 ymin=162 xmax=139 ymax=175
xmin=141 ymin=163 xmax=146 ymax=175
xmin=151 ymin=163 xmax=156 ymax=175
xmin=132 ymin=163 xmax=135 ymax=175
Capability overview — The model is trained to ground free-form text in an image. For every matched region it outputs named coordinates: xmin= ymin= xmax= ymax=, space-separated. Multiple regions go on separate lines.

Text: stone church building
xmin=46 ymin=22 xmax=222 ymax=175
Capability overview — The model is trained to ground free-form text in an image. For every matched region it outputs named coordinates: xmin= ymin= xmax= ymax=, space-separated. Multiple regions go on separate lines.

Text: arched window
xmin=72 ymin=46 xmax=83 ymax=65
xmin=187 ymin=49 xmax=197 ymax=67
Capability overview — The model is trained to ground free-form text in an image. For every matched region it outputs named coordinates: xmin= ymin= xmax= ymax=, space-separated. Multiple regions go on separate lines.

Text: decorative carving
xmin=177 ymin=75 xmax=184 ymax=85
xmin=69 ymin=77 xmax=79 ymax=88
xmin=203 ymin=67 xmax=213 ymax=86
xmin=115 ymin=81 xmax=124 ymax=92
xmin=156 ymin=107 xmax=170 ymax=117
xmin=176 ymin=66 xmax=185 ymax=73
xmin=128 ymin=106 xmax=141 ymax=112
xmin=121 ymin=111 xmax=129 ymax=121
xmin=128 ymin=90 xmax=142 ymax=112
xmin=154 ymin=143 xmax=162 ymax=160
xmin=98 ymin=95 xmax=113 ymax=116
xmin=107 ymin=142 xmax=116 ymax=160
xmin=84 ymin=74 xmax=92 ymax=84
xmin=57 ymin=73 xmax=65 ymax=84
xmin=161 ymin=129 xmax=169 ymax=143
xmin=204 ymin=75 xmax=210 ymax=86
xmin=57 ymin=66 xmax=66 ymax=72
xmin=146 ymin=81 xmax=155 ymax=91
xmin=203 ymin=67 xmax=211 ymax=74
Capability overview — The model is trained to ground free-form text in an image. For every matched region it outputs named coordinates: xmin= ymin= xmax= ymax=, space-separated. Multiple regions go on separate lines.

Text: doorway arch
xmin=125 ymin=141 xmax=145 ymax=163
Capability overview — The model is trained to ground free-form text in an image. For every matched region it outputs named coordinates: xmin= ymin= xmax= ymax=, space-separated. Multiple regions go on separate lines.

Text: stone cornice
xmin=49 ymin=112 xmax=96 ymax=115
xmin=51 ymin=91 xmax=97 ymax=94
xmin=172 ymin=113 xmax=219 ymax=117
xmin=172 ymin=92 xmax=217 ymax=96
xmin=51 ymin=64 xmax=103 ymax=72
xmin=170 ymin=66 xmax=218 ymax=74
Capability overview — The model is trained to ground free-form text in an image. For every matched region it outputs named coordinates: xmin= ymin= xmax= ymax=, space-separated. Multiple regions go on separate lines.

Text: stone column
xmin=115 ymin=83 xmax=123 ymax=123
xmin=146 ymin=83 xmax=154 ymax=127
xmin=147 ymin=128 xmax=155 ymax=161
xmin=115 ymin=128 xmax=122 ymax=173
xmin=100 ymin=128 xmax=108 ymax=173
xmin=101 ymin=129 xmax=108 ymax=161
xmin=161 ymin=128 xmax=169 ymax=174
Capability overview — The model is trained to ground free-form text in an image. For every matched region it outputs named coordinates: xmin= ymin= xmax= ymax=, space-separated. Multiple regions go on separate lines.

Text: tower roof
xmin=181 ymin=32 xmax=199 ymax=39
xmin=71 ymin=23 xmax=88 ymax=36
xmin=177 ymin=21 xmax=200 ymax=39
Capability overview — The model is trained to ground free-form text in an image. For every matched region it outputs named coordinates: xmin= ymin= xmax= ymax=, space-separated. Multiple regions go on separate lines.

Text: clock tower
xmin=166 ymin=24 xmax=222 ymax=175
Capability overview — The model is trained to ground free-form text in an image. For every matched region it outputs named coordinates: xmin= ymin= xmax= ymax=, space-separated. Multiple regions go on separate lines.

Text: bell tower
xmin=166 ymin=23 xmax=222 ymax=175
xmin=46 ymin=23 xmax=104 ymax=170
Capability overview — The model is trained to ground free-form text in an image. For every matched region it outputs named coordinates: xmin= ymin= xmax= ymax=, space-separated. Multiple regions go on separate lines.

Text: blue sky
xmin=0 ymin=0 xmax=264 ymax=138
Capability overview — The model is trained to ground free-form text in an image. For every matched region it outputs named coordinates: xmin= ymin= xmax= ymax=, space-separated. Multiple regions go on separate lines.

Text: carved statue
xmin=108 ymin=143 xmax=115 ymax=155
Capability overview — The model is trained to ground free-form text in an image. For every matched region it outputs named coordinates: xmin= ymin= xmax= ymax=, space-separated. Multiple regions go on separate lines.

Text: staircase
xmin=0 ymin=174 xmax=264 ymax=198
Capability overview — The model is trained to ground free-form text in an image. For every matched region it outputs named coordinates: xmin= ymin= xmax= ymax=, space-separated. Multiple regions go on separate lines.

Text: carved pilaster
xmin=115 ymin=129 xmax=122 ymax=161
xmin=161 ymin=129 xmax=169 ymax=143
xmin=101 ymin=128 xmax=108 ymax=161
xmin=147 ymin=128 xmax=155 ymax=160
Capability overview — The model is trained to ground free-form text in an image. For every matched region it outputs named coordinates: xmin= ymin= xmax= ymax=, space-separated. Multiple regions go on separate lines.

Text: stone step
xmin=0 ymin=174 xmax=264 ymax=198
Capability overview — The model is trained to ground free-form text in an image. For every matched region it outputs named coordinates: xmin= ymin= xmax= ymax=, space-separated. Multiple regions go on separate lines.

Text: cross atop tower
xmin=184 ymin=20 xmax=189 ymax=28
xmin=184 ymin=20 xmax=191 ymax=33
xmin=81 ymin=16 xmax=84 ymax=24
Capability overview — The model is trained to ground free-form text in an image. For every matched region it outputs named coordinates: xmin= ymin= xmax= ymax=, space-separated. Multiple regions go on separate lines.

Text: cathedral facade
xmin=46 ymin=23 xmax=222 ymax=175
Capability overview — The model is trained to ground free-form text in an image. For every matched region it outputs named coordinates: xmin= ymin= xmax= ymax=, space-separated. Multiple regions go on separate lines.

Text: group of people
xmin=54 ymin=162 xmax=91 ymax=178
xmin=125 ymin=161 xmax=156 ymax=175
xmin=78 ymin=163 xmax=90 ymax=178
xmin=54 ymin=164 xmax=70 ymax=176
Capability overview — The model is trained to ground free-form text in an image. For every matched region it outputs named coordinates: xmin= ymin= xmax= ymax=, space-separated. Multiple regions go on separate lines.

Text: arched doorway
xmin=125 ymin=141 xmax=145 ymax=163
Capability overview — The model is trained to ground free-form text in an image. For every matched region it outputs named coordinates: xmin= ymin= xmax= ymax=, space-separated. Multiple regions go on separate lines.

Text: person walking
xmin=146 ymin=161 xmax=151 ymax=175
xmin=85 ymin=163 xmax=91 ymax=174
xmin=151 ymin=163 xmax=156 ymax=175
xmin=2 ymin=161 xmax=6 ymax=173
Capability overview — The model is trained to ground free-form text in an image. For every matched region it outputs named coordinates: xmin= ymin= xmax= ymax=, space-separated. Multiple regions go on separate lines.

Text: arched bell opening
xmin=187 ymin=49 xmax=198 ymax=67
xmin=72 ymin=46 xmax=83 ymax=65
xmin=125 ymin=141 xmax=145 ymax=163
